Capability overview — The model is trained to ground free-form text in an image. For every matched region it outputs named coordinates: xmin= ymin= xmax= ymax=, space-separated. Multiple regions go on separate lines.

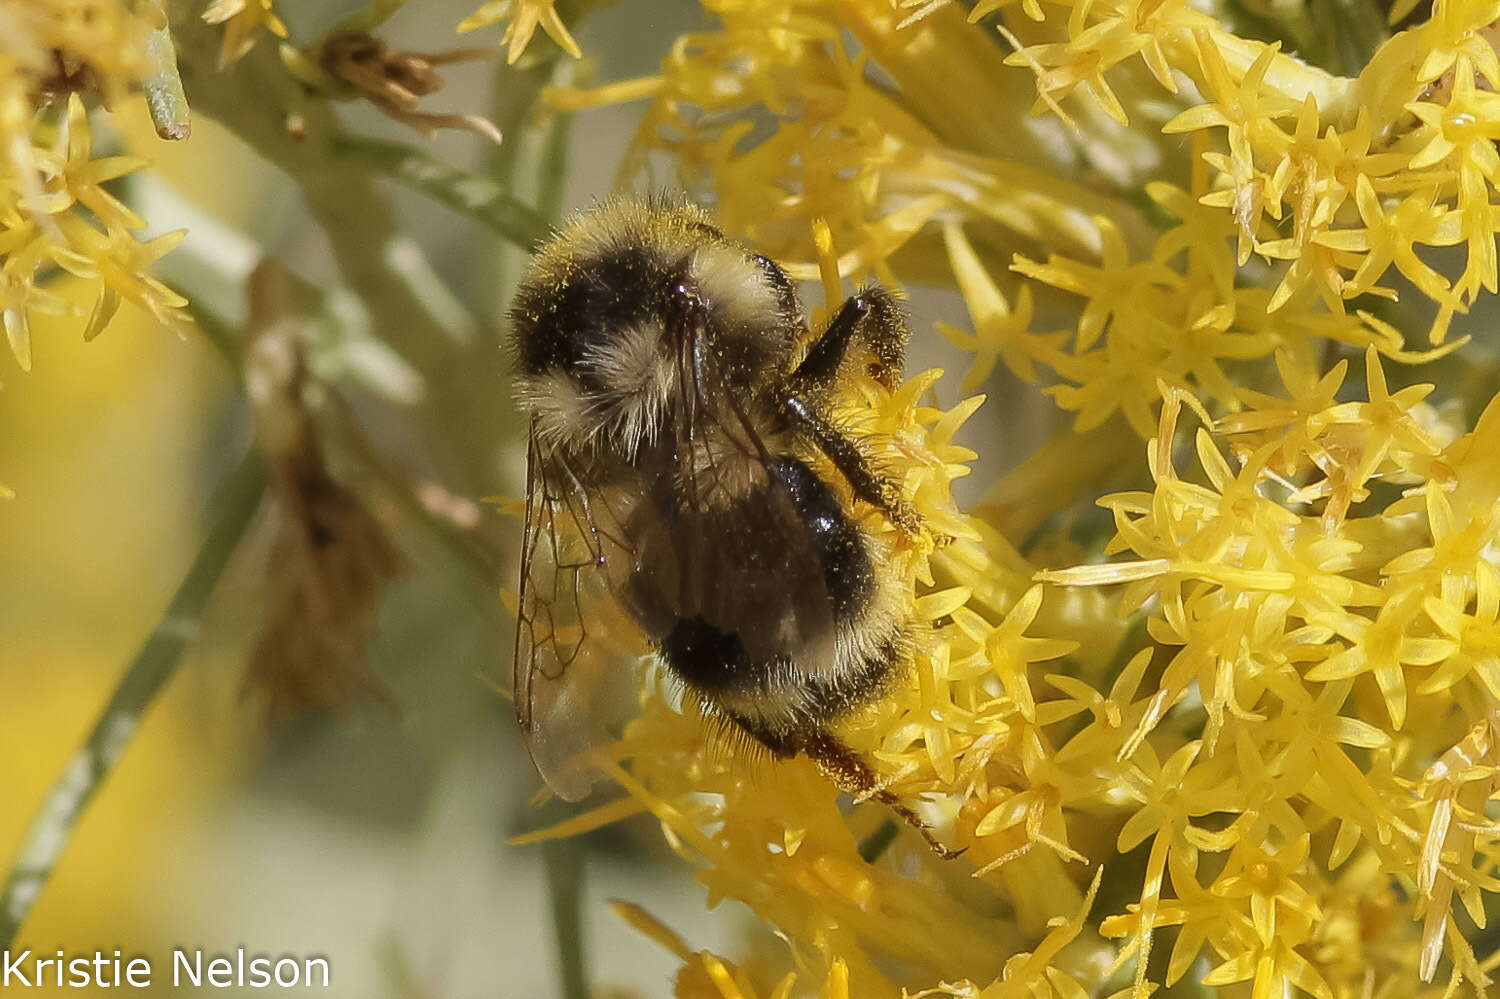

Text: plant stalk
xmin=0 ymin=452 xmax=267 ymax=948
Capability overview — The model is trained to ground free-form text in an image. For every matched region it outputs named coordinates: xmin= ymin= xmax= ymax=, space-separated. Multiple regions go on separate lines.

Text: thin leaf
xmin=332 ymin=136 xmax=550 ymax=250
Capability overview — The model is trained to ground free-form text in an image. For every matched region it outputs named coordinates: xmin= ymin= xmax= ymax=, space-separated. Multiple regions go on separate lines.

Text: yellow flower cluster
xmin=1040 ymin=349 xmax=1500 ymax=995
xmin=203 ymin=0 xmax=583 ymax=70
xmin=201 ymin=0 xmax=287 ymax=68
xmin=999 ymin=0 xmax=1500 ymax=345
xmin=0 ymin=0 xmax=187 ymax=372
xmin=458 ymin=0 xmax=581 ymax=64
xmin=505 ymin=0 xmax=1500 ymax=997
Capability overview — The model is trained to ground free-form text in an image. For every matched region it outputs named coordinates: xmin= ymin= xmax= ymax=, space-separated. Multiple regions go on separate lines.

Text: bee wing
xmin=514 ymin=427 xmax=646 ymax=802
xmin=636 ymin=397 xmax=843 ymax=677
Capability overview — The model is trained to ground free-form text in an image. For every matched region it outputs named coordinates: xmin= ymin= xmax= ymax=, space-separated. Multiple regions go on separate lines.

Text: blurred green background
xmin=0 ymin=2 xmax=736 ymax=995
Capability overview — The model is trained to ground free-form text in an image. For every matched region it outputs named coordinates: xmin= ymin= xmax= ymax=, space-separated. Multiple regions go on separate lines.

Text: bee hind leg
xmin=797 ymin=729 xmax=965 ymax=861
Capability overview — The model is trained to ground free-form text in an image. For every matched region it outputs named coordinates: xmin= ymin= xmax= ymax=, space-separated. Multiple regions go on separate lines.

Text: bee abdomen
xmin=658 ymin=458 xmax=905 ymax=741
xmin=769 ymin=458 xmax=874 ymax=619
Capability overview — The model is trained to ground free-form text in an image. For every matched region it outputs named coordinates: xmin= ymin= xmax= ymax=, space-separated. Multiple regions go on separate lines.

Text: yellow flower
xmin=201 ymin=0 xmax=289 ymax=68
xmin=1 ymin=95 xmax=187 ymax=369
xmin=1 ymin=0 xmax=151 ymax=201
xmin=458 ymin=0 xmax=581 ymax=64
xmin=0 ymin=1 xmax=189 ymax=375
xmin=612 ymin=900 xmax=850 ymax=999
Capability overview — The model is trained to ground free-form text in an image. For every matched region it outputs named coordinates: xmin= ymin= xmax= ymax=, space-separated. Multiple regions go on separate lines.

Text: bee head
xmin=510 ymin=200 xmax=807 ymax=459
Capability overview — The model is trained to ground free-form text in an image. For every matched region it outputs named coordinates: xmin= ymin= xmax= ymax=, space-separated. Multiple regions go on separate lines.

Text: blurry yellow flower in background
xmin=459 ymin=0 xmax=582 ymax=64
xmin=200 ymin=0 xmax=286 ymax=67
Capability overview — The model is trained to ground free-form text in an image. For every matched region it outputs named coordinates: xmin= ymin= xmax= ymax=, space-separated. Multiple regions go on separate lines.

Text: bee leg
xmin=794 ymin=286 xmax=908 ymax=390
xmin=780 ymin=395 xmax=922 ymax=534
xmin=798 ymin=730 xmax=966 ymax=861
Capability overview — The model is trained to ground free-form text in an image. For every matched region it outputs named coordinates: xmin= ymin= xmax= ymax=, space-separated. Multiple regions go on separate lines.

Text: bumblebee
xmin=509 ymin=199 xmax=951 ymax=852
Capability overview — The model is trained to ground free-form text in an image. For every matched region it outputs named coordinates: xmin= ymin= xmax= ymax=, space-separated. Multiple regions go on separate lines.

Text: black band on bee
xmin=661 ymin=616 xmax=903 ymax=744
xmin=514 ymin=248 xmax=665 ymax=381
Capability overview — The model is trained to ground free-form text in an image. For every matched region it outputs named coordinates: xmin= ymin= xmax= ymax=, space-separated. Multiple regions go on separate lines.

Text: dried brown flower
xmin=243 ymin=263 xmax=402 ymax=716
xmin=302 ymin=32 xmax=502 ymax=144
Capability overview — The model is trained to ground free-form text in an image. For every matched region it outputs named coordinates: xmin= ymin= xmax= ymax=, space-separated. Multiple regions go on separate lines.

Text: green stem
xmin=542 ymin=839 xmax=588 ymax=999
xmin=321 ymin=392 xmax=506 ymax=609
xmin=330 ymin=137 xmax=550 ymax=250
xmin=165 ymin=1 xmax=501 ymax=494
xmin=0 ymin=452 xmax=267 ymax=948
xmin=534 ymin=60 xmax=578 ymax=229
xmin=858 ymin=819 xmax=901 ymax=863
xmin=1327 ymin=0 xmax=1389 ymax=76
xmin=481 ymin=42 xmax=569 ymax=320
